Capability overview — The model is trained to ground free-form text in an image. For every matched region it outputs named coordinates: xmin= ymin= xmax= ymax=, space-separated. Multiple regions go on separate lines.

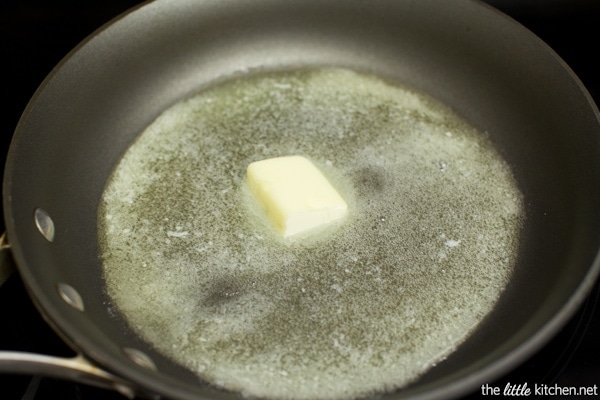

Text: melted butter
xmin=98 ymin=68 xmax=524 ymax=399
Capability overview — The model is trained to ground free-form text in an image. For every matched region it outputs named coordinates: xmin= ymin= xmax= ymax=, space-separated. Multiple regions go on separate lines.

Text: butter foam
xmin=98 ymin=68 xmax=524 ymax=399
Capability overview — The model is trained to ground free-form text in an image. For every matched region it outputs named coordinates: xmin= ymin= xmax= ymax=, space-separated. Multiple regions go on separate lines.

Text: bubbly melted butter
xmin=98 ymin=68 xmax=524 ymax=400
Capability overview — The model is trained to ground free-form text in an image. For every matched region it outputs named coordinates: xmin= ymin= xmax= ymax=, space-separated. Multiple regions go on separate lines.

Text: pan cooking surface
xmin=98 ymin=68 xmax=524 ymax=399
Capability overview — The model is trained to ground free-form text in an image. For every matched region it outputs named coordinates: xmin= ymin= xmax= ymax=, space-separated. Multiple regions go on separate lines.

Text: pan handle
xmin=0 ymin=233 xmax=151 ymax=399
xmin=0 ymin=352 xmax=138 ymax=398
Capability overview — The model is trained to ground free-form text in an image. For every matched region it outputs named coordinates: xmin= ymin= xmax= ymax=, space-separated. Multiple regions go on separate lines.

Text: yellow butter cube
xmin=246 ymin=156 xmax=348 ymax=238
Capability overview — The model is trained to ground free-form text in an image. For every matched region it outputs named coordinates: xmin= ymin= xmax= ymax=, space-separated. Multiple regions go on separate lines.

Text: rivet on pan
xmin=123 ymin=348 xmax=157 ymax=371
xmin=34 ymin=208 xmax=55 ymax=243
xmin=56 ymin=283 xmax=85 ymax=312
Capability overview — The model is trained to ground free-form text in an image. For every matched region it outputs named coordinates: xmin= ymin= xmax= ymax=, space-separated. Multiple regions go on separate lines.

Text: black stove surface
xmin=1 ymin=1 xmax=599 ymax=399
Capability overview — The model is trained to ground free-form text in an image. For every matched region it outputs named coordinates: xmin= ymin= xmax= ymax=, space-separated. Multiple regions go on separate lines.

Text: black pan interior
xmin=4 ymin=0 xmax=600 ymax=399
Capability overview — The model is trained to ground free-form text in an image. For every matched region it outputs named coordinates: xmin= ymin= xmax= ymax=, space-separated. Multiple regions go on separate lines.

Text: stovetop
xmin=1 ymin=1 xmax=599 ymax=399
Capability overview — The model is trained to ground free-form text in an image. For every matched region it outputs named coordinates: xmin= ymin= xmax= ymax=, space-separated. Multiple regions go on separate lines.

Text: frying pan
xmin=1 ymin=0 xmax=599 ymax=399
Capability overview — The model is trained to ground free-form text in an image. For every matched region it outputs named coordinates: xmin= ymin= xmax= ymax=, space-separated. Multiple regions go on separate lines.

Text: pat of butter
xmin=246 ymin=156 xmax=348 ymax=238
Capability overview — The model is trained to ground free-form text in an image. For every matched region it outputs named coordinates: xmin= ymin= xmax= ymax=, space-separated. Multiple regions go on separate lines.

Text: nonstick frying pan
xmin=1 ymin=0 xmax=600 ymax=399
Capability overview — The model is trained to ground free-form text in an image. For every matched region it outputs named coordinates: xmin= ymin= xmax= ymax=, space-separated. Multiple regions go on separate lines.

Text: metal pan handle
xmin=0 ymin=233 xmax=142 ymax=399
xmin=0 ymin=351 xmax=137 ymax=398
